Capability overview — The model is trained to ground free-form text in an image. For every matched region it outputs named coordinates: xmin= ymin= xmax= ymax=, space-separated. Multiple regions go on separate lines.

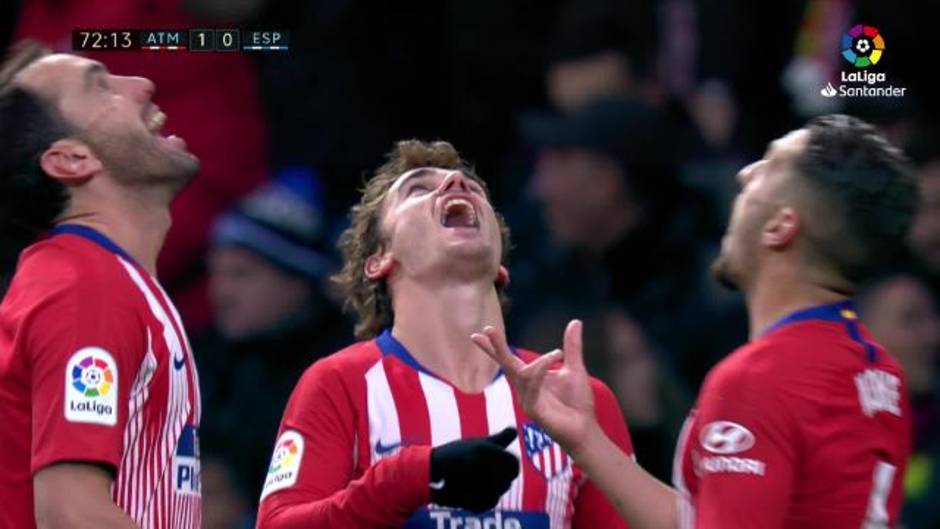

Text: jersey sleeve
xmin=27 ymin=273 xmax=147 ymax=474
xmin=692 ymin=361 xmax=799 ymax=529
xmin=256 ymin=356 xmax=431 ymax=529
xmin=571 ymin=379 xmax=634 ymax=529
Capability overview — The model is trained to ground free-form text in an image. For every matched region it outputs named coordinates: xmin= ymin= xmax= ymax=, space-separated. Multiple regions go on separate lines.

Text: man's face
xmin=15 ymin=54 xmax=198 ymax=190
xmin=864 ymin=276 xmax=940 ymax=379
xmin=377 ymin=167 xmax=503 ymax=283
xmin=532 ymin=148 xmax=624 ymax=246
xmin=909 ymin=162 xmax=940 ymax=274
xmin=208 ymin=246 xmax=312 ymax=341
xmin=712 ymin=129 xmax=810 ymax=289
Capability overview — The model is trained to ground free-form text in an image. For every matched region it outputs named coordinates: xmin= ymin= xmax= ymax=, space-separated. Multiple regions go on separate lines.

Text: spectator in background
xmin=512 ymin=97 xmax=739 ymax=397
xmin=196 ymin=168 xmax=350 ymax=519
xmin=546 ymin=0 xmax=659 ymax=113
xmin=860 ymin=270 xmax=940 ymax=529
xmin=907 ymin=137 xmax=940 ymax=294
xmin=12 ymin=0 xmax=270 ymax=331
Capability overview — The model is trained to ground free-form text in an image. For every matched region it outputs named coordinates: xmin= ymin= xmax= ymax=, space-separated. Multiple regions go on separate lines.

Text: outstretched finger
xmin=518 ymin=349 xmax=562 ymax=399
xmin=562 ymin=319 xmax=586 ymax=372
xmin=471 ymin=327 xmax=525 ymax=375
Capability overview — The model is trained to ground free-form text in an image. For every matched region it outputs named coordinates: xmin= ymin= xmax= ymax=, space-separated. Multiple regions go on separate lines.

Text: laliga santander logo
xmin=72 ymin=355 xmax=115 ymax=397
xmin=269 ymin=437 xmax=300 ymax=473
xmin=841 ymin=24 xmax=885 ymax=68
xmin=820 ymin=24 xmax=905 ymax=99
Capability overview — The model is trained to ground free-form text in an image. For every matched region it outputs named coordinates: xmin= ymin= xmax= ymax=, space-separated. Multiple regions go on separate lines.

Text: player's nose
xmin=115 ymin=75 xmax=156 ymax=104
xmin=440 ymin=170 xmax=472 ymax=193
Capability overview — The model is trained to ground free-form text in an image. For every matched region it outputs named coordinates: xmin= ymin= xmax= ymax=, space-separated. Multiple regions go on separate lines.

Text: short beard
xmin=710 ymin=253 xmax=740 ymax=291
xmin=90 ymin=130 xmax=199 ymax=194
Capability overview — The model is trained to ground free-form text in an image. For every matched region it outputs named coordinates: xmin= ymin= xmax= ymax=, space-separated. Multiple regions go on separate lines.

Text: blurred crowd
xmin=2 ymin=0 xmax=939 ymax=528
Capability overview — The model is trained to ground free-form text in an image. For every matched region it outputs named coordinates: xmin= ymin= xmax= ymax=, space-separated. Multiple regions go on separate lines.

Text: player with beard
xmin=256 ymin=140 xmax=634 ymax=529
xmin=0 ymin=43 xmax=202 ymax=528
xmin=474 ymin=115 xmax=917 ymax=529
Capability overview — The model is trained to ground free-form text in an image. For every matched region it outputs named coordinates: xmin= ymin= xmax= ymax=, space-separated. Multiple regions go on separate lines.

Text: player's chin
xmin=710 ymin=254 xmax=741 ymax=291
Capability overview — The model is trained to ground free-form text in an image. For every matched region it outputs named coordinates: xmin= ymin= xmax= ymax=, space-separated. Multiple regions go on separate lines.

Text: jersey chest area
xmin=356 ymin=356 xmax=581 ymax=528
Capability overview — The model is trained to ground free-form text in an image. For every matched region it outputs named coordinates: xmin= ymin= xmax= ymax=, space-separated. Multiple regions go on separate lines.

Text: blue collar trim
xmin=759 ymin=299 xmax=877 ymax=362
xmin=376 ymin=328 xmax=509 ymax=385
xmin=51 ymin=224 xmax=138 ymax=266
xmin=760 ymin=300 xmax=857 ymax=337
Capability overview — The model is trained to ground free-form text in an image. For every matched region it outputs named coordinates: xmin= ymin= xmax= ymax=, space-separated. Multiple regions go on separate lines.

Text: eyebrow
xmin=82 ymin=63 xmax=107 ymax=91
xmin=395 ymin=167 xmax=438 ymax=194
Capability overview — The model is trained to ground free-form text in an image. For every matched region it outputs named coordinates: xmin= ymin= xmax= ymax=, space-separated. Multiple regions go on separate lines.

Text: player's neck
xmin=55 ymin=185 xmax=172 ymax=276
xmin=746 ymin=264 xmax=848 ymax=339
xmin=391 ymin=280 xmax=504 ymax=393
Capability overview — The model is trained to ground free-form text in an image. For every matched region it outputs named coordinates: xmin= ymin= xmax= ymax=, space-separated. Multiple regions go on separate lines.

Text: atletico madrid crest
xmin=522 ymin=422 xmax=571 ymax=481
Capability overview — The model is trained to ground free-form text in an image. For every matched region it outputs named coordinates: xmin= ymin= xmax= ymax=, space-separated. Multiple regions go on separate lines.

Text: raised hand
xmin=471 ymin=320 xmax=597 ymax=455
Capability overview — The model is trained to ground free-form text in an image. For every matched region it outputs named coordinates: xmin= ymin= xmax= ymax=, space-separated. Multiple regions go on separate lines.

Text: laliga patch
xmin=64 ymin=347 xmax=118 ymax=426
xmin=261 ymin=430 xmax=304 ymax=500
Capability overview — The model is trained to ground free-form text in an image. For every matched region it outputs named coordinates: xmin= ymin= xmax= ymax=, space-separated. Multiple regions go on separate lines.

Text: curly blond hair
xmin=332 ymin=140 xmax=512 ymax=339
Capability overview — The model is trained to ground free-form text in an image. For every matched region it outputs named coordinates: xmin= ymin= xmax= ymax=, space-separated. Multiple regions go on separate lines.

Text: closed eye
xmin=407 ymin=184 xmax=430 ymax=196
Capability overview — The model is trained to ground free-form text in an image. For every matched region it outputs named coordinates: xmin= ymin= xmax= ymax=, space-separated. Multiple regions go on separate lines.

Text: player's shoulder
xmin=295 ymin=339 xmax=383 ymax=389
xmin=13 ymin=235 xmax=132 ymax=297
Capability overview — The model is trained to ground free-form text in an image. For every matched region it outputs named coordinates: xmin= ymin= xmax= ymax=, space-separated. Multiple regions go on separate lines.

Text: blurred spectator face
xmin=604 ymin=310 xmax=662 ymax=426
xmin=712 ymin=129 xmax=809 ymax=290
xmin=533 ymin=148 xmax=629 ymax=248
xmin=201 ymin=458 xmax=248 ymax=529
xmin=863 ymin=275 xmax=940 ymax=393
xmin=208 ymin=246 xmax=313 ymax=341
xmin=548 ymin=52 xmax=633 ymax=112
xmin=16 ymin=54 xmax=198 ymax=188
xmin=909 ymin=162 xmax=940 ymax=273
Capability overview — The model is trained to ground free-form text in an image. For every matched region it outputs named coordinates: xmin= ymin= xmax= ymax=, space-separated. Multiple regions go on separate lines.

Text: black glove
xmin=429 ymin=427 xmax=520 ymax=512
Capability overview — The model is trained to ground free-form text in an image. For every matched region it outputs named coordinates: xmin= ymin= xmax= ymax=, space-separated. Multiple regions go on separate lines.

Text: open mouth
xmin=144 ymin=108 xmax=188 ymax=151
xmin=146 ymin=110 xmax=166 ymax=134
xmin=440 ymin=196 xmax=479 ymax=228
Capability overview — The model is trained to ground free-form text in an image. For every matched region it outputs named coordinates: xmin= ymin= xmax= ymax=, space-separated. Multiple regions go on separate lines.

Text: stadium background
xmin=1 ymin=0 xmax=938 ymax=527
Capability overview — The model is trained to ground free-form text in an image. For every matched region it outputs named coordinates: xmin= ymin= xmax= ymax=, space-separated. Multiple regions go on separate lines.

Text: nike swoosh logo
xmin=173 ymin=352 xmax=186 ymax=370
xmin=375 ymin=440 xmax=402 ymax=455
xmin=429 ymin=479 xmax=446 ymax=490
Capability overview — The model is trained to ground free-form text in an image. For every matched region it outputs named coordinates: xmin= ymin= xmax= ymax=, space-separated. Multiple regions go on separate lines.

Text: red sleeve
xmin=28 ymin=275 xmax=146 ymax=474
xmin=256 ymin=357 xmax=431 ymax=529
xmin=571 ymin=379 xmax=634 ymax=529
xmin=693 ymin=365 xmax=798 ymax=529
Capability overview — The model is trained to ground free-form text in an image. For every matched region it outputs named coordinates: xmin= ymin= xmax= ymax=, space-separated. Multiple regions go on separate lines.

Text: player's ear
xmin=40 ymin=140 xmax=102 ymax=184
xmin=364 ymin=249 xmax=395 ymax=280
xmin=763 ymin=206 xmax=799 ymax=249
xmin=495 ymin=265 xmax=510 ymax=287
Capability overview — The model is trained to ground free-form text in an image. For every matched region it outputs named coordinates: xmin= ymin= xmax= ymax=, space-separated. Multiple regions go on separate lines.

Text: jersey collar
xmin=376 ymin=328 xmax=512 ymax=386
xmin=51 ymin=224 xmax=139 ymax=266
xmin=759 ymin=299 xmax=858 ymax=337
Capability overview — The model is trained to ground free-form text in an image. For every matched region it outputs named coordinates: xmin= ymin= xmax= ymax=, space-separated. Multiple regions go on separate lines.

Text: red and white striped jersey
xmin=256 ymin=329 xmax=634 ymax=529
xmin=672 ymin=301 xmax=910 ymax=529
xmin=0 ymin=225 xmax=202 ymax=529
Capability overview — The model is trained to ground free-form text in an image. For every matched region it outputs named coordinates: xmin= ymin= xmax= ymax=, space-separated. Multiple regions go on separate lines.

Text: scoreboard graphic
xmin=72 ymin=29 xmax=289 ymax=52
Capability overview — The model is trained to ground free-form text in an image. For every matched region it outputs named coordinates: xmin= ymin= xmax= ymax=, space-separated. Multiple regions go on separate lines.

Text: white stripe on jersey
xmin=417 ymin=373 xmax=461 ymax=446
xmin=116 ymin=330 xmax=157 ymax=520
xmin=117 ymin=258 xmax=196 ymax=529
xmin=153 ymin=280 xmax=201 ymax=423
xmin=365 ymin=360 xmax=400 ymax=463
xmin=673 ymin=416 xmax=696 ymax=529
xmin=484 ymin=376 xmax=523 ymax=511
